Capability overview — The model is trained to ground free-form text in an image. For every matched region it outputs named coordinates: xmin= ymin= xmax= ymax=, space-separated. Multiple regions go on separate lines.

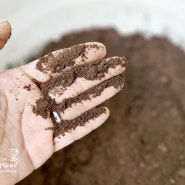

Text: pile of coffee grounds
xmin=17 ymin=28 xmax=185 ymax=185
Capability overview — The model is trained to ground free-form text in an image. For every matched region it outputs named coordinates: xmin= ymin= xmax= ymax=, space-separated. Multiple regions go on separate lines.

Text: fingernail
xmin=0 ymin=20 xmax=9 ymax=23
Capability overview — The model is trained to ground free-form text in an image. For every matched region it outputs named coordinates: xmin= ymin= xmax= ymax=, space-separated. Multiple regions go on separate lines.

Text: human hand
xmin=0 ymin=21 xmax=127 ymax=185
xmin=0 ymin=20 xmax=11 ymax=49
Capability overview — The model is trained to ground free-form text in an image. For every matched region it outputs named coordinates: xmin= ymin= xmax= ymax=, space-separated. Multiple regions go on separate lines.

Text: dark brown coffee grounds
xmin=32 ymin=55 xmax=126 ymax=125
xmin=80 ymin=43 xmax=100 ymax=62
xmin=33 ymin=74 xmax=123 ymax=126
xmin=17 ymin=28 xmax=185 ymax=185
xmin=36 ymin=44 xmax=85 ymax=74
xmin=32 ymin=44 xmax=127 ymax=136
xmin=40 ymin=56 xmax=127 ymax=94
xmin=54 ymin=74 xmax=123 ymax=113
xmin=49 ymin=107 xmax=106 ymax=137
xmin=32 ymin=96 xmax=56 ymax=119
xmin=23 ymin=84 xmax=31 ymax=91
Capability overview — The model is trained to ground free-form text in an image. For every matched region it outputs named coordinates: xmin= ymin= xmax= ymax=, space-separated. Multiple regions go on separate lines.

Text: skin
xmin=0 ymin=21 xmax=126 ymax=185
xmin=0 ymin=20 xmax=11 ymax=49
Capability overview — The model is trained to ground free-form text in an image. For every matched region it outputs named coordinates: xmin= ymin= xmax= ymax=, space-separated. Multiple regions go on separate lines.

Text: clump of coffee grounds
xmin=54 ymin=74 xmax=123 ymax=113
xmin=40 ymin=57 xmax=126 ymax=93
xmin=17 ymin=28 xmax=185 ymax=185
xmin=23 ymin=84 xmax=31 ymax=91
xmin=33 ymin=57 xmax=125 ymax=134
xmin=36 ymin=44 xmax=86 ymax=74
xmin=32 ymin=96 xmax=56 ymax=119
xmin=50 ymin=74 xmax=123 ymax=137
xmin=50 ymin=107 xmax=106 ymax=138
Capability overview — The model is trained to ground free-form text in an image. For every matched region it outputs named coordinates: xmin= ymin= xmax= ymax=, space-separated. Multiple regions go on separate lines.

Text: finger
xmin=48 ymin=57 xmax=126 ymax=103
xmin=54 ymin=107 xmax=109 ymax=152
xmin=0 ymin=20 xmax=11 ymax=50
xmin=21 ymin=42 xmax=106 ymax=82
xmin=56 ymin=75 xmax=123 ymax=120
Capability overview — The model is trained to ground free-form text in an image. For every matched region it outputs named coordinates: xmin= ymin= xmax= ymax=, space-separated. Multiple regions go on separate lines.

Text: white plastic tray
xmin=0 ymin=0 xmax=185 ymax=70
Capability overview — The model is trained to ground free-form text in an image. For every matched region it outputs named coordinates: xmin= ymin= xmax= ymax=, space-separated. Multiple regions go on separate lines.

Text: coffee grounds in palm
xmin=23 ymin=84 xmax=31 ymax=91
xmin=33 ymin=74 xmax=124 ymax=136
xmin=36 ymin=43 xmax=102 ymax=74
xmin=33 ymin=52 xmax=126 ymax=135
xmin=54 ymin=74 xmax=123 ymax=113
xmin=49 ymin=107 xmax=106 ymax=138
xmin=32 ymin=96 xmax=56 ymax=119
xmin=36 ymin=44 xmax=86 ymax=74
xmin=40 ymin=56 xmax=127 ymax=94
xmin=50 ymin=74 xmax=123 ymax=137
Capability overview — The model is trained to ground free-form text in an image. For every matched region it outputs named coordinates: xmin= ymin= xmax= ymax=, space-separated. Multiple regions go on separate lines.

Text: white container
xmin=0 ymin=0 xmax=185 ymax=71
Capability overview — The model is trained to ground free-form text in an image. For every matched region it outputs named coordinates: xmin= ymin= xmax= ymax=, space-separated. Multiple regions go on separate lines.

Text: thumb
xmin=0 ymin=20 xmax=11 ymax=50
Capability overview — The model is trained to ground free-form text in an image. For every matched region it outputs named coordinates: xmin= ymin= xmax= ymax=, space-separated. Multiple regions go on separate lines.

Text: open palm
xmin=0 ymin=22 xmax=127 ymax=185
